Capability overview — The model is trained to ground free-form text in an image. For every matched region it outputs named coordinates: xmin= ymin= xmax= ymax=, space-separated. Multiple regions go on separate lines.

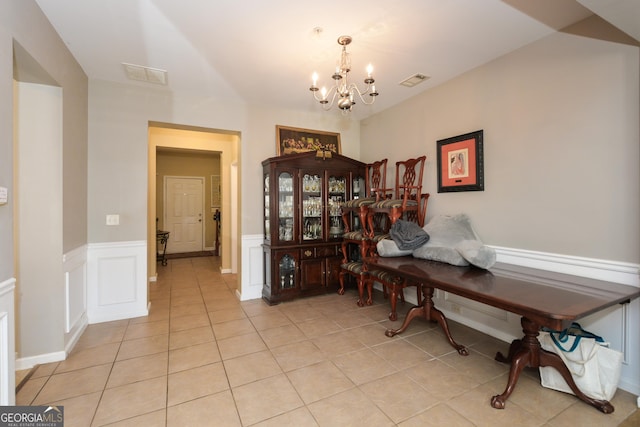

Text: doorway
xmin=147 ymin=124 xmax=240 ymax=280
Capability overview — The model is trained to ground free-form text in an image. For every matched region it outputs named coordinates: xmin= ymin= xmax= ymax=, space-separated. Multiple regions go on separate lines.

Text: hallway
xmin=15 ymin=256 xmax=639 ymax=426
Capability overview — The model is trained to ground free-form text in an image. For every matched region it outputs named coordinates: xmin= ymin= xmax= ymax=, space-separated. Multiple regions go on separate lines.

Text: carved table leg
xmin=492 ymin=317 xmax=542 ymax=409
xmin=491 ymin=317 xmax=614 ymax=413
xmin=386 ymin=284 xmax=468 ymax=356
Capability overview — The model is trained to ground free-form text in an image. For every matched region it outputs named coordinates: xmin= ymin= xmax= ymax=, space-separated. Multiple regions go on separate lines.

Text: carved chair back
xmin=366 ymin=158 xmax=390 ymax=201
xmin=394 ymin=156 xmax=426 ymax=204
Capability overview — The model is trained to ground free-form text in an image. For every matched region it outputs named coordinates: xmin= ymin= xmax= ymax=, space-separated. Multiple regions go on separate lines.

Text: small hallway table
xmin=363 ymin=256 xmax=640 ymax=413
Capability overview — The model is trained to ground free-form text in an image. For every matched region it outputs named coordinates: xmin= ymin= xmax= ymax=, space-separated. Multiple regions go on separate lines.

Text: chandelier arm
xmin=320 ymin=90 xmax=340 ymax=111
xmin=349 ymin=84 xmax=376 ymax=106
xmin=311 ymin=85 xmax=335 ymax=103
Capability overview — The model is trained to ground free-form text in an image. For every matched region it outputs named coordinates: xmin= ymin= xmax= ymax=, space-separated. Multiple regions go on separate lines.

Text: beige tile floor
xmin=16 ymin=256 xmax=639 ymax=426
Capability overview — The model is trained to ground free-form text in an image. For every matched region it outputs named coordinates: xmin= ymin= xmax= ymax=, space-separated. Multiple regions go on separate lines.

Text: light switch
xmin=0 ymin=187 xmax=7 ymax=205
xmin=106 ymin=214 xmax=120 ymax=225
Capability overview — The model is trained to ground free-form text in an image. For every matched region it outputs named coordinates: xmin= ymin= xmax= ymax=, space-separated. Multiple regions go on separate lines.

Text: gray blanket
xmin=389 ymin=220 xmax=430 ymax=250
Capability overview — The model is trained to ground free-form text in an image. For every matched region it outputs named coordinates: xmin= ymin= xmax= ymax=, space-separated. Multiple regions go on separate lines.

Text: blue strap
xmin=550 ymin=330 xmax=581 ymax=352
xmin=545 ymin=322 xmax=605 ymax=353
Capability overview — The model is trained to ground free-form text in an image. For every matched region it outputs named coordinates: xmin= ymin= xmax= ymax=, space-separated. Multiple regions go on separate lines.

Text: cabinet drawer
xmin=301 ymin=248 xmax=315 ymax=259
xmin=300 ymin=245 xmax=339 ymax=259
xmin=316 ymin=245 xmax=338 ymax=258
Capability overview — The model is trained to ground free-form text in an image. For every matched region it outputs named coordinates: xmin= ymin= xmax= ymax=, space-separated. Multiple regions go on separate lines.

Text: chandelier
xmin=309 ymin=35 xmax=378 ymax=113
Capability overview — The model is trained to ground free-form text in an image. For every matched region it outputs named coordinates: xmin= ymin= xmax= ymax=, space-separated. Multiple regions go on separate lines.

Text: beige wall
xmin=156 ymin=150 xmax=221 ymax=248
xmin=89 ymin=80 xmax=361 ymax=242
xmin=1 ymin=1 xmax=88 ymax=358
xmin=361 ymin=26 xmax=639 ymax=263
xmin=89 ymin=78 xmax=362 ymax=296
xmin=15 ymin=82 xmax=64 ymax=357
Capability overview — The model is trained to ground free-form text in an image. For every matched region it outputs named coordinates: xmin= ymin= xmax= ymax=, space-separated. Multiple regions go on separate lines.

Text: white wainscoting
xmin=0 ymin=278 xmax=16 ymax=405
xmin=63 ymin=245 xmax=88 ymax=354
xmin=239 ymin=234 xmax=264 ymax=301
xmin=382 ymin=247 xmax=640 ymax=396
xmin=491 ymin=246 xmax=640 ymax=287
xmin=87 ymin=241 xmax=148 ymax=324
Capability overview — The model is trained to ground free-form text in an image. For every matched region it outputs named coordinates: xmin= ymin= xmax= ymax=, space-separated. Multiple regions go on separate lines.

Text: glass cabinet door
xmin=278 ymin=171 xmax=294 ymax=242
xmin=328 ymin=174 xmax=347 ymax=238
xmin=278 ymin=253 xmax=296 ymax=290
xmin=302 ymin=172 xmax=322 ymax=241
xmin=264 ymin=173 xmax=270 ymax=241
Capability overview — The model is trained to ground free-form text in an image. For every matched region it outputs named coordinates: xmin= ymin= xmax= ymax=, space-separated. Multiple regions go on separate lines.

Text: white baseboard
xmin=16 ymin=351 xmax=66 ymax=371
xmin=64 ymin=315 xmax=88 ymax=356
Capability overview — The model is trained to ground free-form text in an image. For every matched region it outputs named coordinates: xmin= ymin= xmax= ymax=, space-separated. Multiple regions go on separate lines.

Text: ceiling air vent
xmin=399 ymin=73 xmax=429 ymax=88
xmin=122 ymin=63 xmax=168 ymax=85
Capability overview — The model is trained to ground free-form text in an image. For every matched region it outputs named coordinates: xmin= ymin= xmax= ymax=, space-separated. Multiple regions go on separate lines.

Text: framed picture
xmin=276 ymin=125 xmax=341 ymax=156
xmin=437 ymin=130 xmax=484 ymax=193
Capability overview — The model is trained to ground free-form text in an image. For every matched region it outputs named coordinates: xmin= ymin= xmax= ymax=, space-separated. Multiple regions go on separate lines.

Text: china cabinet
xmin=262 ymin=151 xmax=366 ymax=304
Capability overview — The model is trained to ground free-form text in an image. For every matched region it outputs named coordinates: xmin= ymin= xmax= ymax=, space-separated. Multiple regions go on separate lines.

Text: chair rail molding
xmin=491 ymin=245 xmax=640 ymax=287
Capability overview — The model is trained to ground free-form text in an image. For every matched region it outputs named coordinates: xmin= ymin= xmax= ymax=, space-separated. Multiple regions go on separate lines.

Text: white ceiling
xmin=34 ymin=0 xmax=639 ymax=121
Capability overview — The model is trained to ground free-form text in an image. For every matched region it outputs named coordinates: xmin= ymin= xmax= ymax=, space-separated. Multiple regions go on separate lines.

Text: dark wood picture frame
xmin=276 ymin=125 xmax=341 ymax=156
xmin=437 ymin=130 xmax=484 ymax=193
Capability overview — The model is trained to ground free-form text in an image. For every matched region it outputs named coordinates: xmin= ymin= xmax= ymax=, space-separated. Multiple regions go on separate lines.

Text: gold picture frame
xmin=276 ymin=125 xmax=341 ymax=156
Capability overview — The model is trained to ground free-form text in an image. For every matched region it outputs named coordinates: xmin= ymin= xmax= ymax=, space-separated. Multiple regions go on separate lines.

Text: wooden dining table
xmin=363 ymin=255 xmax=640 ymax=413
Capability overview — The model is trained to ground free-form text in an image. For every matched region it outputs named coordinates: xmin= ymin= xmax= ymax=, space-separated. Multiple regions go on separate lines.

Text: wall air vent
xmin=399 ymin=73 xmax=429 ymax=88
xmin=122 ymin=63 xmax=168 ymax=85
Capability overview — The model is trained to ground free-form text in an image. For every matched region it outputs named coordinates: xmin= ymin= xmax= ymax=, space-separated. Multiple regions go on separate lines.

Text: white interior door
xmin=165 ymin=177 xmax=204 ymax=253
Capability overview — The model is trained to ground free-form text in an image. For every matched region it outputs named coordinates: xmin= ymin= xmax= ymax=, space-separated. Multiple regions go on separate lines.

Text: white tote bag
xmin=539 ymin=326 xmax=623 ymax=401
